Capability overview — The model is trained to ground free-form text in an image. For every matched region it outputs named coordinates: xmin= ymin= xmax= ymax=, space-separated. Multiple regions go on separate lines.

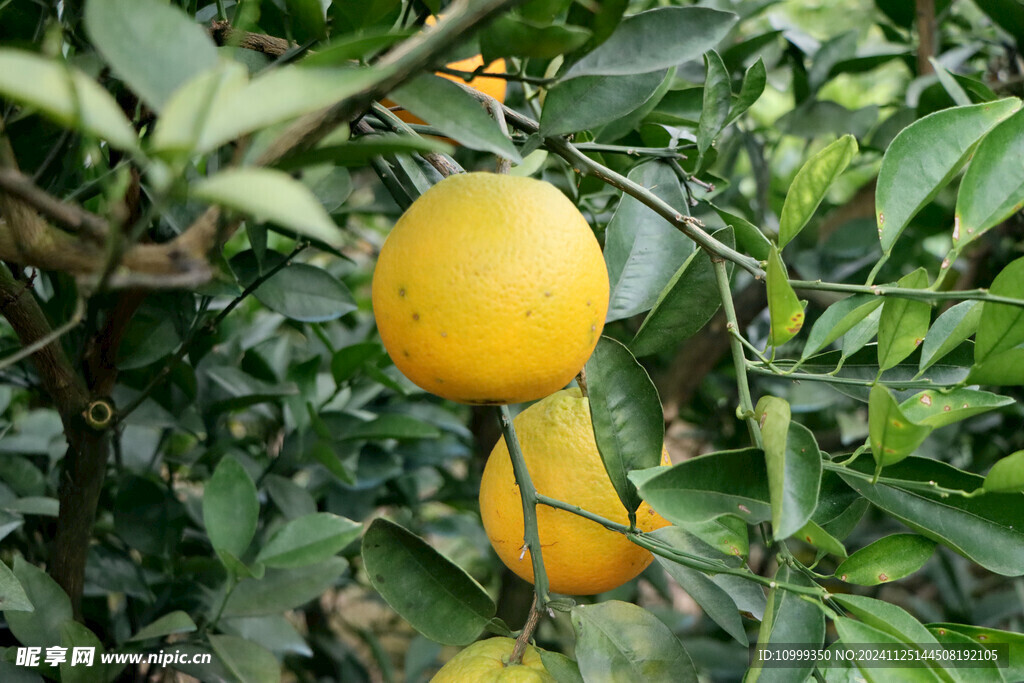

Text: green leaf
xmin=697 ymin=50 xmax=731 ymax=162
xmin=60 ymin=621 xmax=113 ymax=683
xmin=726 ymin=57 xmax=767 ymax=125
xmin=540 ymin=70 xmax=667 ymax=136
xmin=926 ymin=629 xmax=1008 ymax=683
xmin=930 ymin=623 xmax=1024 ymax=680
xmin=766 ymin=244 xmax=805 ymax=347
xmin=480 ymin=16 xmax=591 ymax=63
xmin=876 ymin=97 xmax=1021 ymax=253
xmin=833 ymin=617 xmax=945 ymax=682
xmin=362 ymin=518 xmax=495 ymax=646
xmin=223 ymin=559 xmax=347 ymax=617
xmin=984 ymin=450 xmax=1024 ymax=493
xmin=209 ymin=634 xmax=280 ymax=683
xmin=749 ymin=566 xmax=824 ymax=683
xmin=585 ymin=337 xmax=664 ymax=515
xmin=630 ymin=227 xmax=733 ymax=356
xmin=571 ymin=601 xmax=697 ymax=682
xmin=877 ymin=268 xmax=931 ymax=371
xmin=129 ymin=611 xmax=198 ymax=641
xmin=194 ymin=168 xmax=344 ymax=247
xmin=285 ymin=0 xmax=327 ymax=42
xmin=842 ymin=305 xmax=883 ymax=359
xmin=899 ymin=387 xmax=1015 ymax=428
xmin=709 ymin=204 xmax=770 ymax=260
xmin=153 ymin=61 xmax=382 ymax=155
xmin=868 ymin=384 xmax=933 ymax=467
xmin=604 ymin=162 xmax=695 ymax=321
xmin=203 ymin=455 xmax=259 ymax=561
xmin=390 ymin=74 xmax=521 ymax=162
xmin=955 ymin=110 xmax=1024 ymax=251
xmin=778 ymin=135 xmax=858 ymax=248
xmin=968 ymin=347 xmax=1024 ymax=386
xmin=0 ymin=49 xmax=138 ymax=152
xmin=5 ymin=556 xmax=72 ymax=648
xmin=537 ymin=649 xmax=584 ymax=683
xmin=564 ymin=7 xmax=736 ymax=78
xmin=653 ymin=527 xmax=749 ymax=646
xmin=256 ymin=512 xmax=361 ymax=568
xmin=331 ymin=342 xmax=384 ymax=384
xmin=835 ymin=534 xmax=936 ymax=585
xmin=301 ymin=29 xmax=412 ymax=66
xmin=632 ymin=448 xmax=771 ymax=525
xmin=835 ymin=593 xmax=941 ymax=647
xmin=795 ymin=519 xmax=847 ymax=559
xmin=340 ymin=414 xmax=441 ymax=441
xmin=229 ymin=251 xmax=355 ymax=322
xmin=0 ymin=558 xmax=32 ymax=612
xmin=837 ymin=457 xmax=1024 ymax=576
xmin=919 ymin=300 xmax=982 ymax=372
xmin=677 ymin=515 xmax=749 ymax=558
xmin=773 ymin=421 xmax=823 ymax=540
xmin=802 ymin=295 xmax=884 ymax=359
xmin=975 ymin=255 xmax=1024 ymax=364
xmin=930 ymin=57 xmax=973 ymax=106
xmin=207 ymin=366 xmax=299 ymax=413
xmin=85 ymin=0 xmax=218 ymax=111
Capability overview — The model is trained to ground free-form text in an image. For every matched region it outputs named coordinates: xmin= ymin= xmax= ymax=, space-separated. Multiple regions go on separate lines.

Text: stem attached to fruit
xmin=497 ymin=405 xmax=552 ymax=612
xmin=510 ymin=594 xmax=541 ymax=665
xmin=713 ymin=258 xmax=763 ymax=449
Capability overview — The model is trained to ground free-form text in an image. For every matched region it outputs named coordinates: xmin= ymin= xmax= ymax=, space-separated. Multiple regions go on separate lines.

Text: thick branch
xmin=916 ymin=0 xmax=937 ymax=75
xmin=0 ymin=168 xmax=107 ymax=242
xmin=209 ymin=19 xmax=291 ymax=56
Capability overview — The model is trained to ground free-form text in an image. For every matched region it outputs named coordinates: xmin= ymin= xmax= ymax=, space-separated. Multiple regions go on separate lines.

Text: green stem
xmin=789 ymin=279 xmax=1024 ymax=309
xmin=498 ymin=405 xmax=551 ymax=606
xmin=572 ymin=143 xmax=690 ymax=159
xmin=864 ymin=254 xmax=888 ymax=286
xmin=713 ymin=258 xmax=763 ymax=448
xmin=746 ymin=363 xmax=944 ymax=389
xmin=822 ymin=460 xmax=987 ymax=498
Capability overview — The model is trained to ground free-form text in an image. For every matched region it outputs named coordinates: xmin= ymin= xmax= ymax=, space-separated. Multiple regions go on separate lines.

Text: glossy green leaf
xmin=207 ymin=366 xmax=299 ymax=413
xmin=572 ymin=601 xmax=697 ymax=682
xmin=697 ymin=50 xmax=731 ymax=161
xmin=877 ymin=268 xmax=931 ymax=371
xmin=778 ymin=135 xmax=858 ymax=248
xmin=0 ymin=558 xmax=31 ymax=612
xmin=60 ymin=621 xmax=112 ymax=683
xmin=630 ymin=227 xmax=734 ymax=356
xmin=928 ymin=627 xmax=1011 ymax=683
xmin=537 ymin=650 xmax=584 ymax=683
xmin=230 ymin=251 xmax=356 ymax=322
xmin=153 ymin=61 xmax=381 ymax=155
xmin=794 ymin=519 xmax=847 ymax=558
xmin=975 ymin=255 xmax=1024 ymax=364
xmin=209 ymin=634 xmax=279 ymax=683
xmin=194 ymin=168 xmax=344 ymax=247
xmin=968 ymin=347 xmax=1024 ymax=386
xmin=773 ymin=421 xmax=822 ymax=540
xmin=766 ymin=244 xmax=805 ymax=347
xmin=256 ymin=513 xmax=361 ymax=568
xmin=835 ymin=534 xmax=936 ymax=585
xmin=984 ymin=450 xmax=1024 ymax=492
xmin=605 ymin=162 xmax=695 ymax=321
xmin=0 ymin=49 xmax=138 ymax=151
xmin=930 ymin=623 xmax=1024 ymax=680
xmin=340 ymin=414 xmax=441 ymax=441
xmin=5 ymin=556 xmax=71 ymax=648
xmin=653 ymin=527 xmax=749 ymax=646
xmin=709 ymin=203 xmax=770 ymax=260
xmin=868 ymin=384 xmax=933 ymax=467
xmin=841 ymin=305 xmax=883 ymax=358
xmin=481 ymin=16 xmax=590 ymax=63
xmin=85 ymin=0 xmax=218 ymax=110
xmin=836 ymin=594 xmax=941 ymax=648
xmin=876 ymin=97 xmax=1021 ymax=253
xmin=202 ymin=455 xmax=259 ymax=561
xmin=748 ymin=566 xmax=824 ymax=683
xmin=330 ymin=342 xmax=383 ymax=384
xmin=802 ymin=295 xmax=883 ymax=359
xmin=129 ymin=611 xmax=197 ymax=641
xmin=565 ymin=7 xmax=735 ymax=78
xmin=362 ymin=518 xmax=494 ymax=646
xmin=837 ymin=457 xmax=1024 ymax=576
xmin=585 ymin=337 xmax=664 ymax=514
xmin=833 ymin=617 xmax=945 ymax=683
xmin=955 ymin=109 xmax=1024 ymax=251
xmin=632 ymin=448 xmax=770 ymax=525
xmin=390 ymin=74 xmax=521 ymax=161
xmin=540 ymin=70 xmax=667 ymax=136
xmin=726 ymin=58 xmax=767 ymax=125
xmin=919 ymin=300 xmax=982 ymax=372
xmin=899 ymin=387 xmax=1014 ymax=428
xmin=223 ymin=558 xmax=347 ymax=617
xmin=677 ymin=515 xmax=749 ymax=558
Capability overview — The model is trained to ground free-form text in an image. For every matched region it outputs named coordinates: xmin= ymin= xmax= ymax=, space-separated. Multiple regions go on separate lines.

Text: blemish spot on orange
xmin=398 ymin=287 xmax=406 ymax=297
xmin=412 ymin=313 xmax=420 ymax=321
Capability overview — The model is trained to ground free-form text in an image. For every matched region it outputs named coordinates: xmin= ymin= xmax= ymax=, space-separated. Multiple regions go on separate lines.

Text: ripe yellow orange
xmin=371 ymin=173 xmax=609 ymax=405
xmin=479 ymin=389 xmax=671 ymax=595
xmin=431 ymin=637 xmax=553 ymax=682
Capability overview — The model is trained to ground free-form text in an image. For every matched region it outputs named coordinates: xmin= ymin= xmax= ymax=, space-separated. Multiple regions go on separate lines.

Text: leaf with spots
xmin=877 ymin=268 xmax=931 ymax=371
xmin=868 ymin=384 xmax=933 ymax=467
xmin=361 ymin=518 xmax=494 ymax=646
xmin=835 ymin=534 xmax=936 ymax=586
xmin=766 ymin=244 xmax=805 ymax=347
xmin=778 ymin=134 xmax=858 ymax=249
xmin=929 ymin=623 xmax=1024 ymax=680
xmin=899 ymin=388 xmax=1014 ymax=429
xmin=795 ymin=519 xmax=847 ymax=559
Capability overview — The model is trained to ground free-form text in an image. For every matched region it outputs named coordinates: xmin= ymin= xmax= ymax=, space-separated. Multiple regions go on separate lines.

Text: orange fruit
xmin=430 ymin=637 xmax=554 ymax=682
xmin=370 ymin=173 xmax=609 ymax=405
xmin=479 ymin=389 xmax=671 ymax=595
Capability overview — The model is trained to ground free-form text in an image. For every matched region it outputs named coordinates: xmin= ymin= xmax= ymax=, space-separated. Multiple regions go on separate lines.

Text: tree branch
xmin=916 ymin=0 xmax=937 ymax=76
xmin=0 ymin=167 xmax=107 ymax=243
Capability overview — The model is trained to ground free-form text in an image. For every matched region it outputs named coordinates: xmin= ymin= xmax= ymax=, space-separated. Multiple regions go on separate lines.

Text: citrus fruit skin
xmin=431 ymin=637 xmax=554 ymax=682
xmin=393 ymin=54 xmax=507 ymax=126
xmin=479 ymin=389 xmax=671 ymax=595
xmin=371 ymin=173 xmax=609 ymax=405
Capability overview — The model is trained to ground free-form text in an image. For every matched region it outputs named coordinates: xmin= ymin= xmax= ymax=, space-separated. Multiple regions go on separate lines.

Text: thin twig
xmin=713 ymin=258 xmax=762 ymax=448
xmin=509 ymin=595 xmax=541 ymax=665
xmin=0 ymin=298 xmax=84 ymax=373
xmin=0 ymin=168 xmax=107 ymax=242
xmin=436 ymin=65 xmax=555 ymax=86
xmin=790 ymin=279 xmax=1024 ymax=308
